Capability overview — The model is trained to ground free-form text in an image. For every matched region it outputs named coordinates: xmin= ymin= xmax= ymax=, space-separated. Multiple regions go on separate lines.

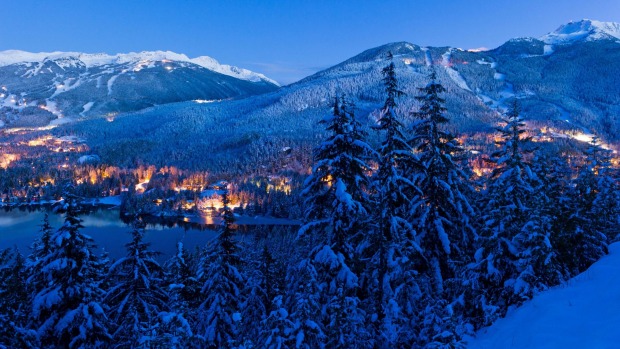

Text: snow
xmin=77 ymin=154 xmax=100 ymax=164
xmin=314 ymin=245 xmax=339 ymax=269
xmin=421 ymin=47 xmax=433 ymax=66
xmin=467 ymin=242 xmax=620 ymax=349
xmin=50 ymin=77 xmax=83 ymax=98
xmin=441 ymin=49 xmax=472 ymax=92
xmin=0 ymin=49 xmax=278 ymax=85
xmin=83 ymin=195 xmax=122 ymax=206
xmin=41 ymin=99 xmax=63 ymax=118
xmin=541 ymin=19 xmax=620 ymax=45
xmin=434 ymin=218 xmax=451 ymax=255
xmin=107 ymin=74 xmax=122 ymax=95
xmin=191 ymin=56 xmax=279 ymax=86
xmin=80 ymin=101 xmax=94 ymax=116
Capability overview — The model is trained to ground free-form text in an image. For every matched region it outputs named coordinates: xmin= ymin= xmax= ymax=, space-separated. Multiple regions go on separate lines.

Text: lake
xmin=0 ymin=208 xmax=223 ymax=260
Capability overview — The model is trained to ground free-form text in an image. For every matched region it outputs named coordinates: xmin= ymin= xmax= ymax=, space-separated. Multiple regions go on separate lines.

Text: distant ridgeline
xmin=18 ymin=19 xmax=612 ymax=172
xmin=0 ymin=50 xmax=279 ymax=128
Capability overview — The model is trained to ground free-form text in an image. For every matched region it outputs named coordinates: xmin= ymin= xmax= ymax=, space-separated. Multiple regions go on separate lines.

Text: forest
xmin=0 ymin=52 xmax=618 ymax=348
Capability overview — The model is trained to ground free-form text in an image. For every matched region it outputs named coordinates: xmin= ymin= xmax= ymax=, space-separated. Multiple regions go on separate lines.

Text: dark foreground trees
xmin=0 ymin=55 xmax=617 ymax=349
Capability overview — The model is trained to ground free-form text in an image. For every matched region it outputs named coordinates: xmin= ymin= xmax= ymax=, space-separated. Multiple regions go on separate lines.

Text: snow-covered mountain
xmin=21 ymin=19 xmax=620 ymax=171
xmin=0 ymin=50 xmax=278 ymax=84
xmin=0 ymin=50 xmax=278 ymax=127
xmin=466 ymin=242 xmax=620 ymax=348
xmin=541 ymin=19 xmax=620 ymax=44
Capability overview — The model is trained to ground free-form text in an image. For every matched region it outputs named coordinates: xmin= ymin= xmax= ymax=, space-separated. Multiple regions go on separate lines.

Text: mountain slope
xmin=48 ymin=19 xmax=620 ymax=172
xmin=0 ymin=50 xmax=279 ymax=127
xmin=466 ymin=242 xmax=620 ymax=349
xmin=541 ymin=19 xmax=620 ymax=44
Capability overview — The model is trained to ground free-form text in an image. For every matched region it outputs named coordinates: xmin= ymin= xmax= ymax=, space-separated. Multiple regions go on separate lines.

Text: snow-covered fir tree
xmin=104 ymin=218 xmax=171 ymax=348
xmin=197 ymin=191 xmax=245 ymax=348
xmin=239 ymin=248 xmax=270 ymax=346
xmin=240 ymin=243 xmax=287 ymax=347
xmin=472 ymin=101 xmax=545 ymax=320
xmin=564 ymin=138 xmax=611 ymax=273
xmin=285 ymin=258 xmax=326 ymax=348
xmin=525 ymin=153 xmax=567 ymax=286
xmin=408 ymin=70 xmax=477 ymax=346
xmin=586 ymin=138 xmax=620 ymax=241
xmin=163 ymin=241 xmax=200 ymax=347
xmin=293 ymin=95 xmax=373 ymax=348
xmin=0 ymin=248 xmax=35 ymax=348
xmin=364 ymin=52 xmax=424 ymax=347
xmin=260 ymin=295 xmax=296 ymax=349
xmin=29 ymin=213 xmax=53 ymax=265
xmin=31 ymin=195 xmax=111 ymax=348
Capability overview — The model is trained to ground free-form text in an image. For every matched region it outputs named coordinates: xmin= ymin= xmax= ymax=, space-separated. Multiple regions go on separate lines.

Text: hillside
xmin=0 ymin=50 xmax=279 ymax=128
xmin=466 ymin=242 xmax=620 ymax=348
xmin=52 ymin=20 xmax=620 ymax=172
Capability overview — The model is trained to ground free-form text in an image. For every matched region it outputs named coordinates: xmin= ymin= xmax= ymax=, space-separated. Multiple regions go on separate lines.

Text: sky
xmin=1 ymin=0 xmax=619 ymax=85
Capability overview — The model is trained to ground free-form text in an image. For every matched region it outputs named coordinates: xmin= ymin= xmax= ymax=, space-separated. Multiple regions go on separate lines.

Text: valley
xmin=1 ymin=17 xmax=619 ymax=348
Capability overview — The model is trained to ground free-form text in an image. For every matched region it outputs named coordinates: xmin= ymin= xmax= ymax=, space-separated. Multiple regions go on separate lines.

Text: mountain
xmin=541 ymin=19 xmax=620 ymax=45
xmin=30 ymin=19 xmax=620 ymax=171
xmin=0 ymin=50 xmax=279 ymax=127
xmin=466 ymin=242 xmax=620 ymax=348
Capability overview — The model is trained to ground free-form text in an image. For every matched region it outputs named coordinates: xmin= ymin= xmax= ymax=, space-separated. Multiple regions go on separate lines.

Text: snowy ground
xmin=466 ymin=242 xmax=620 ymax=349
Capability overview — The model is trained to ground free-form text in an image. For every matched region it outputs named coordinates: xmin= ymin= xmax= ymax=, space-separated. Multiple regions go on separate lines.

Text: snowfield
xmin=467 ymin=242 xmax=620 ymax=349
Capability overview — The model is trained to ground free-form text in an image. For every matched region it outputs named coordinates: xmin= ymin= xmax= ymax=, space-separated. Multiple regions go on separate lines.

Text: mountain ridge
xmin=0 ymin=49 xmax=278 ymax=85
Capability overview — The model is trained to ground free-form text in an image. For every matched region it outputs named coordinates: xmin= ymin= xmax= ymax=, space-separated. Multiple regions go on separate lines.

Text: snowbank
xmin=466 ymin=242 xmax=620 ymax=348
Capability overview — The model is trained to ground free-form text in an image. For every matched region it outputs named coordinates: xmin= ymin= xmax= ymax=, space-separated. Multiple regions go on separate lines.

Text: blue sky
xmin=1 ymin=0 xmax=618 ymax=84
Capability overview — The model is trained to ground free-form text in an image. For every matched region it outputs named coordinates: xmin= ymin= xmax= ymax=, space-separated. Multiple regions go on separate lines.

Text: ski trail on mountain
xmin=421 ymin=47 xmax=433 ymax=66
xmin=441 ymin=48 xmax=472 ymax=91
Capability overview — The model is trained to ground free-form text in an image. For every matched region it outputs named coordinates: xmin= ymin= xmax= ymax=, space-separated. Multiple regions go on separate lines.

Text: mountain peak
xmin=541 ymin=19 xmax=620 ymax=44
xmin=0 ymin=50 xmax=278 ymax=85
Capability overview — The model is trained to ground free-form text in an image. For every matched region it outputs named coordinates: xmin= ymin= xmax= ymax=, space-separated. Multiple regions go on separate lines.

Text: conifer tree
xmin=105 ymin=218 xmax=171 ymax=348
xmin=0 ymin=248 xmax=35 ymax=348
xmin=197 ymin=192 xmax=245 ymax=348
xmin=564 ymin=138 xmax=611 ymax=273
xmin=260 ymin=295 xmax=296 ymax=348
xmin=526 ymin=153 xmax=567 ymax=286
xmin=240 ymin=249 xmax=269 ymax=346
xmin=472 ymin=101 xmax=542 ymax=319
xmin=31 ymin=195 xmax=111 ymax=348
xmin=29 ymin=213 xmax=53 ymax=264
xmin=409 ymin=70 xmax=477 ymax=345
xmin=293 ymin=95 xmax=373 ymax=348
xmin=365 ymin=52 xmax=423 ymax=347
xmin=587 ymin=138 xmax=620 ymax=241
xmin=163 ymin=241 xmax=200 ymax=347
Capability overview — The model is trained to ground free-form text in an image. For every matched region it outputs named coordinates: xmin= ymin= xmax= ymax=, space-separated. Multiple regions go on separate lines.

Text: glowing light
xmin=0 ymin=154 xmax=19 ymax=169
xmin=27 ymin=136 xmax=53 ymax=147
xmin=573 ymin=133 xmax=593 ymax=143
xmin=165 ymin=66 xmax=173 ymax=71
